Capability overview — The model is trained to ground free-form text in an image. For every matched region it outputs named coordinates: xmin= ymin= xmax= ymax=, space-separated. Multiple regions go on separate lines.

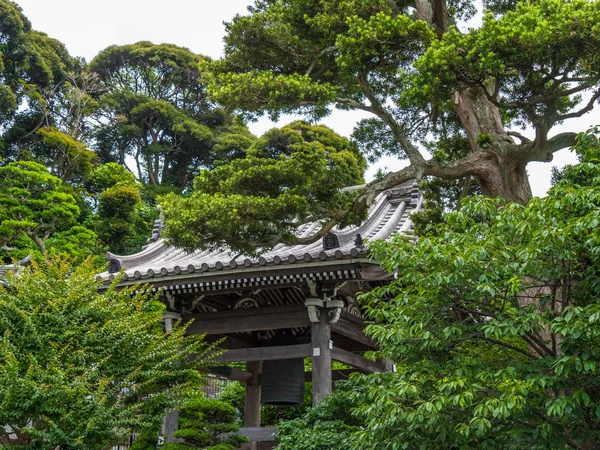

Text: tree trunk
xmin=415 ymin=0 xmax=535 ymax=205
xmin=453 ymin=85 xmax=533 ymax=205
xmin=30 ymin=233 xmax=47 ymax=258
xmin=473 ymin=153 xmax=533 ymax=205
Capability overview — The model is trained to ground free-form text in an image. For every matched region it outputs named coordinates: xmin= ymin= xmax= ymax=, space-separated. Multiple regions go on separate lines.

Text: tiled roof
xmin=100 ymin=180 xmax=421 ymax=284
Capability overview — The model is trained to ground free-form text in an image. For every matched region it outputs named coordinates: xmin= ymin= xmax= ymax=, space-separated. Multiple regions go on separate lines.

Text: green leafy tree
xmin=0 ymin=0 xmax=72 ymax=112
xmin=84 ymin=162 xmax=156 ymax=255
xmin=161 ymin=121 xmax=366 ymax=254
xmin=0 ymin=256 xmax=214 ymax=449
xmin=163 ymin=393 xmax=248 ymax=450
xmin=89 ymin=41 xmax=245 ymax=193
xmin=198 ymin=0 xmax=600 ymax=247
xmin=0 ymin=0 xmax=80 ymax=162
xmin=44 ymin=225 xmax=103 ymax=265
xmin=320 ymin=127 xmax=600 ymax=449
xmin=33 ymin=126 xmax=97 ymax=183
xmin=94 ymin=183 xmax=142 ymax=252
xmin=275 ymin=380 xmax=362 ymax=450
xmin=86 ymin=161 xmax=137 ymax=194
xmin=0 ymin=161 xmax=82 ymax=258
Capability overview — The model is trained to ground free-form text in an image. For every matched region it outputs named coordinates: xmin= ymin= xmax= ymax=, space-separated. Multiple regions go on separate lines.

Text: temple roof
xmin=99 ymin=180 xmax=421 ymax=287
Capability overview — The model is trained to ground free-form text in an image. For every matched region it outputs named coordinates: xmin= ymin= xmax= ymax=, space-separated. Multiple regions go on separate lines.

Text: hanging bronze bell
xmin=261 ymin=358 xmax=305 ymax=405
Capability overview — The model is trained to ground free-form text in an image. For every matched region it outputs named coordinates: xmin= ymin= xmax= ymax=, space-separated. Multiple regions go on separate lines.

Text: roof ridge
xmin=99 ymin=181 xmax=421 ymax=280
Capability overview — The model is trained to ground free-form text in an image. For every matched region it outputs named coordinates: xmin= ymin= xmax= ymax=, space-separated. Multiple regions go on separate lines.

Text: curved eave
xmin=98 ymin=181 xmax=421 ymax=289
xmin=99 ymin=255 xmax=391 ymax=295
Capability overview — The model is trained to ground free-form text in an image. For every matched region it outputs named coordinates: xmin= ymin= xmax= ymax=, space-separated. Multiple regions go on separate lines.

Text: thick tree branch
xmin=430 ymin=0 xmax=449 ymax=37
xmin=415 ymin=0 xmax=449 ymax=37
xmin=507 ymin=131 xmax=531 ymax=144
xmin=545 ymin=132 xmax=578 ymax=154
xmin=289 ymin=217 xmax=339 ymax=246
xmin=479 ymin=81 xmax=520 ymax=110
xmin=357 ymin=72 xmax=426 ymax=165
xmin=526 ymin=132 xmax=577 ymax=163
xmin=334 ymin=97 xmax=375 ymax=114
xmin=548 ymin=80 xmax=596 ymax=99
xmin=525 ymin=331 xmax=556 ymax=357
xmin=349 ymin=151 xmax=491 ymax=221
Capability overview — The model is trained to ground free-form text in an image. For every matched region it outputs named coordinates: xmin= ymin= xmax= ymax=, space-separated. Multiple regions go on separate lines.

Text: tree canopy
xmin=0 ymin=160 xmax=82 ymax=258
xmin=0 ymin=257 xmax=214 ymax=449
xmin=90 ymin=41 xmax=236 ymax=194
xmin=163 ymin=393 xmax=248 ymax=450
xmin=276 ymin=126 xmax=600 ymax=449
xmin=160 ymin=121 xmax=366 ymax=254
xmin=177 ymin=0 xmax=600 ymax=250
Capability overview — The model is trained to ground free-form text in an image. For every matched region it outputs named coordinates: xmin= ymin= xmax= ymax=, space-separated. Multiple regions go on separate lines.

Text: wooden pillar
xmin=244 ymin=361 xmax=261 ymax=450
xmin=244 ymin=361 xmax=262 ymax=427
xmin=161 ymin=312 xmax=182 ymax=444
xmin=311 ymin=309 xmax=332 ymax=405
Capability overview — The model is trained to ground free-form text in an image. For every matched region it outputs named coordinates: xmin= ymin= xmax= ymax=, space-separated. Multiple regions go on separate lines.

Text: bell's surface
xmin=261 ymin=358 xmax=305 ymax=405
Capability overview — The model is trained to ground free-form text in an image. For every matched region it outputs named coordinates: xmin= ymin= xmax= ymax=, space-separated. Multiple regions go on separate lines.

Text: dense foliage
xmin=0 ymin=257 xmax=214 ymax=449
xmin=276 ymin=127 xmax=600 ymax=449
xmin=3 ymin=0 xmax=599 ymax=257
xmin=0 ymin=0 xmax=373 ymax=260
xmin=169 ymin=0 xmax=600 ymax=249
xmin=89 ymin=41 xmax=229 ymax=193
xmin=162 ymin=393 xmax=248 ymax=450
xmin=0 ymin=160 xmax=97 ymax=260
xmin=161 ymin=121 xmax=366 ymax=254
xmin=275 ymin=381 xmax=361 ymax=450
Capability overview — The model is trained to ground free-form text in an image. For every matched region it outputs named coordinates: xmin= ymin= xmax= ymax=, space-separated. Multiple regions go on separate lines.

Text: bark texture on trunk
xmin=471 ymin=153 xmax=533 ymax=205
xmin=453 ymin=83 xmax=534 ymax=205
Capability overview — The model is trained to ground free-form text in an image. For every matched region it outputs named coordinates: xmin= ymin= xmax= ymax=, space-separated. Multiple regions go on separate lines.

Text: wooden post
xmin=162 ymin=312 xmax=182 ymax=444
xmin=244 ymin=361 xmax=262 ymax=450
xmin=311 ymin=309 xmax=332 ymax=405
xmin=244 ymin=361 xmax=261 ymax=427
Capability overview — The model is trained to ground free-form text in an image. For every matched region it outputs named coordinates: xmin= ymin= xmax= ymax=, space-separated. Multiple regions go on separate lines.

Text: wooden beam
xmin=331 ymin=347 xmax=385 ymax=373
xmin=331 ymin=337 xmax=371 ymax=352
xmin=216 ymin=344 xmax=312 ymax=363
xmin=209 ymin=367 xmax=365 ymax=383
xmin=331 ymin=311 xmax=376 ymax=348
xmin=184 ymin=304 xmax=310 ymax=335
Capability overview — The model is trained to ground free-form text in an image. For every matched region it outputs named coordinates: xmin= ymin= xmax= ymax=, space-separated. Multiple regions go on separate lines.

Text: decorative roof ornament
xmin=234 ymin=297 xmax=259 ymax=309
xmin=323 ymin=232 xmax=340 ymax=250
xmin=147 ymin=206 xmax=165 ymax=244
xmin=108 ymin=259 xmax=122 ymax=274
xmin=354 ymin=233 xmax=364 ymax=249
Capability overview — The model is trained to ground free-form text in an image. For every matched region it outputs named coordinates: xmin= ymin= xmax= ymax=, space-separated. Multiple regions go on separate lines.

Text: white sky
xmin=14 ymin=0 xmax=600 ymax=196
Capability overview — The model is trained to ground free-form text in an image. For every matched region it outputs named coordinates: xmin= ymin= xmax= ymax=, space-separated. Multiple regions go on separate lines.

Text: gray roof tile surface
xmin=100 ymin=181 xmax=421 ymax=282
